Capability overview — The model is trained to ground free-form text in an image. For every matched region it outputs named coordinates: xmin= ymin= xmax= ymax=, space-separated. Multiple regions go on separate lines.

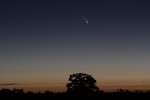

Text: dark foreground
xmin=0 ymin=89 xmax=150 ymax=100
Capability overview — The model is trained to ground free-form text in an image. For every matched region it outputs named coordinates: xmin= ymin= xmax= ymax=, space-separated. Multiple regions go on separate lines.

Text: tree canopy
xmin=66 ymin=73 xmax=101 ymax=94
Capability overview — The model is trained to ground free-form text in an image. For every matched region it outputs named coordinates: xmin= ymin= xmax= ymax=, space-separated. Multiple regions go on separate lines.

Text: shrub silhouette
xmin=66 ymin=73 xmax=100 ymax=95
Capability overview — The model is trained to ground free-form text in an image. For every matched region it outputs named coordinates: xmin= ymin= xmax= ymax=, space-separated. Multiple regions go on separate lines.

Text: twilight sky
xmin=0 ymin=0 xmax=150 ymax=92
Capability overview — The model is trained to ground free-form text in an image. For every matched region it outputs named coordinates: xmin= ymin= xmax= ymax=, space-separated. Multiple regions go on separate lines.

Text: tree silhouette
xmin=66 ymin=73 xmax=101 ymax=95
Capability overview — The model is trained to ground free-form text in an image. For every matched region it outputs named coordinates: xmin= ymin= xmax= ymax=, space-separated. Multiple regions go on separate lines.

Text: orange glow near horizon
xmin=1 ymin=80 xmax=150 ymax=93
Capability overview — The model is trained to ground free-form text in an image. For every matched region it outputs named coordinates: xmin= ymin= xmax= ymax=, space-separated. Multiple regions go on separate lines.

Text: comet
xmin=82 ymin=15 xmax=89 ymax=24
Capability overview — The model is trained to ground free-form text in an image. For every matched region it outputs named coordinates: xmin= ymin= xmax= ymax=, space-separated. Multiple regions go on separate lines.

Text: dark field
xmin=0 ymin=88 xmax=150 ymax=100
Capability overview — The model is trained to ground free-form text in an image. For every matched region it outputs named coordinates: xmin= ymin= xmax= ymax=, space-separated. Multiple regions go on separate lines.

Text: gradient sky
xmin=0 ymin=0 xmax=150 ymax=92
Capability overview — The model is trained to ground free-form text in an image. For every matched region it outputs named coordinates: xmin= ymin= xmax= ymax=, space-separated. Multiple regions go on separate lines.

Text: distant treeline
xmin=0 ymin=88 xmax=150 ymax=100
